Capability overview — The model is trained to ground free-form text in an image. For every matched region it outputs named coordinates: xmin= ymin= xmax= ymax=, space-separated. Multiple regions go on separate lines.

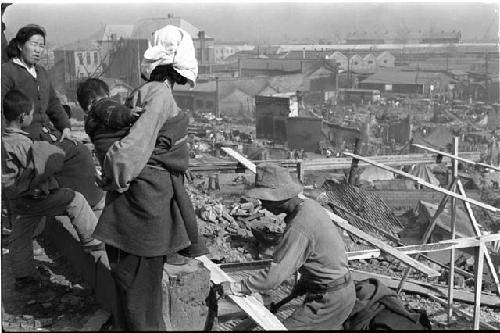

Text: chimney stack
xmin=198 ymin=30 xmax=206 ymax=64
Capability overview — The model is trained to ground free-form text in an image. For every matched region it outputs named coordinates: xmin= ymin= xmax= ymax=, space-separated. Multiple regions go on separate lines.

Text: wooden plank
xmin=448 ymin=137 xmax=459 ymax=323
xmin=473 ymin=243 xmax=486 ymax=330
xmin=189 ymin=152 xmax=481 ymax=173
xmin=349 ymin=234 xmax=500 ymax=257
xmin=344 ymin=152 xmax=500 ymax=213
xmin=413 ymin=143 xmax=500 ymax=172
xmin=221 ymin=147 xmax=439 ymax=278
xmin=196 ymin=255 xmax=287 ymax=331
xmin=457 ymin=179 xmax=500 ymax=296
xmin=351 ymin=270 xmax=500 ymax=307
xmin=220 ymin=147 xmax=256 ymax=173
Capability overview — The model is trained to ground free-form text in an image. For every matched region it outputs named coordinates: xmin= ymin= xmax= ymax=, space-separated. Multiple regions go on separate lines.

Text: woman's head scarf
xmin=140 ymin=25 xmax=198 ymax=87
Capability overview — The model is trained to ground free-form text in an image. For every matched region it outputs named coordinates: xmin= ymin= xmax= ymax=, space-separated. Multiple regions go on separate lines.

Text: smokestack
xmin=198 ymin=30 xmax=206 ymax=64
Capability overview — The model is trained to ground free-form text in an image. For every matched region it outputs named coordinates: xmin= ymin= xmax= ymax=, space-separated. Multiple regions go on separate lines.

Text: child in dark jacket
xmin=76 ymin=78 xmax=144 ymax=166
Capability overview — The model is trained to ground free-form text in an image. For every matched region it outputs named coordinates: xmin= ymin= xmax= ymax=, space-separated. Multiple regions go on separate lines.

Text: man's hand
xmin=59 ymin=128 xmax=77 ymax=145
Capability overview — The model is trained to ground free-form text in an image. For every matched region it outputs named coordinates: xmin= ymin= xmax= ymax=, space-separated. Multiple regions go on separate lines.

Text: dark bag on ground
xmin=343 ymin=278 xmax=432 ymax=330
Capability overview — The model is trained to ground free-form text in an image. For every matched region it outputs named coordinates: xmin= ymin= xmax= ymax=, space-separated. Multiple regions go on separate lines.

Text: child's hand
xmin=131 ymin=106 xmax=144 ymax=117
xmin=95 ymin=170 xmax=112 ymax=189
xmin=131 ymin=102 xmax=147 ymax=117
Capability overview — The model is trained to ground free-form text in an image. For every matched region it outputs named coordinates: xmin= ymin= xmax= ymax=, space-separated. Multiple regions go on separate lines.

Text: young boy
xmin=2 ymin=90 xmax=104 ymax=290
xmin=76 ymin=78 xmax=144 ymax=167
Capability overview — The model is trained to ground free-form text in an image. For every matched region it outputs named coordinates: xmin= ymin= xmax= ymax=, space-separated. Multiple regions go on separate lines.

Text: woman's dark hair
xmin=76 ymin=78 xmax=110 ymax=111
xmin=148 ymin=64 xmax=188 ymax=85
xmin=6 ymin=24 xmax=46 ymax=59
xmin=3 ymin=89 xmax=33 ymax=121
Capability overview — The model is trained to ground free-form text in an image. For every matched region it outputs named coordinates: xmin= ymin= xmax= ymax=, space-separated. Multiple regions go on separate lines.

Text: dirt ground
xmin=1 ymin=235 xmax=109 ymax=332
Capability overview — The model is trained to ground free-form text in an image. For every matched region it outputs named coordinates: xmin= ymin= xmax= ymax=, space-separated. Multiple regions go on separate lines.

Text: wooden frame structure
xmin=219 ymin=146 xmax=499 ymax=330
xmin=345 ymin=140 xmax=500 ymax=330
xmin=188 ymin=152 xmax=481 ymax=176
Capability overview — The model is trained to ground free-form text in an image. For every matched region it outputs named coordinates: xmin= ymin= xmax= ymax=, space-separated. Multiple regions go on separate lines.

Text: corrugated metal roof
xmin=318 ymin=180 xmax=404 ymax=241
xmin=361 ymin=70 xmax=451 ymax=85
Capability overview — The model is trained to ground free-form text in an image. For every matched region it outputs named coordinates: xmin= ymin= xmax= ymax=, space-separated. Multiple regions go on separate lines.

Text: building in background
xmin=420 ymin=30 xmax=462 ymax=44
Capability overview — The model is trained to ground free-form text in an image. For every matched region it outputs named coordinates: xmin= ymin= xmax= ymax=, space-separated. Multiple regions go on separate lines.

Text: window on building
xmin=384 ymin=60 xmax=387 ymax=63
xmin=368 ymin=60 xmax=373 ymax=64
xmin=94 ymin=52 xmax=99 ymax=64
xmin=206 ymin=101 xmax=214 ymax=109
xmin=86 ymin=52 xmax=91 ymax=65
xmin=196 ymin=100 xmax=204 ymax=108
xmin=79 ymin=72 xmax=84 ymax=79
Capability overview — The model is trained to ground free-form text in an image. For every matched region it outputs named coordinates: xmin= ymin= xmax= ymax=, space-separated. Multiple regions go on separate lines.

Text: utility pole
xmin=215 ymin=76 xmax=220 ymax=118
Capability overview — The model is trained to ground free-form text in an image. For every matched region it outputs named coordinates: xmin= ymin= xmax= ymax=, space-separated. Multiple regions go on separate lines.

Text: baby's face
xmin=162 ymin=40 xmax=178 ymax=56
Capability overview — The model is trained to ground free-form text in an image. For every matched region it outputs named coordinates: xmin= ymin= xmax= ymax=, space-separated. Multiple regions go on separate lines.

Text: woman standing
xmin=1 ymin=24 xmax=103 ymax=207
xmin=94 ymin=25 xmax=208 ymax=330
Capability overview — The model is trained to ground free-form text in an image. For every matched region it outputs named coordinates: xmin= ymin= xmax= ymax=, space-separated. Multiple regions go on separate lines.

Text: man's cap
xmin=247 ymin=163 xmax=303 ymax=201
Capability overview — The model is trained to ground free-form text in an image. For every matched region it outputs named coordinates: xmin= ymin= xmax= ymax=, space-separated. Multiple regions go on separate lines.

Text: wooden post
xmin=448 ymin=137 xmax=459 ymax=323
xmin=347 ymin=138 xmax=361 ymax=184
xmin=473 ymin=242 xmax=486 ymax=330
xmin=297 ymin=161 xmax=304 ymax=183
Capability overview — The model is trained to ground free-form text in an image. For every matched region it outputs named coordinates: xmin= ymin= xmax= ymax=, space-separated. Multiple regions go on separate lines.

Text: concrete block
xmin=162 ymin=260 xmax=211 ymax=331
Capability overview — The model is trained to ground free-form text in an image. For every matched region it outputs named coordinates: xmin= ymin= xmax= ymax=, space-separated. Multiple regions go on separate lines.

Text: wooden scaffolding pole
xmin=343 ymin=152 xmax=500 ymax=213
xmin=473 ymin=242 xmax=486 ymax=330
xmin=447 ymin=137 xmax=459 ymax=324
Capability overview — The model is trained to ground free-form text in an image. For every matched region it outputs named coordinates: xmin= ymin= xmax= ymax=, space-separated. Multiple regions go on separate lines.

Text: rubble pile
xmin=186 ymin=185 xmax=286 ymax=263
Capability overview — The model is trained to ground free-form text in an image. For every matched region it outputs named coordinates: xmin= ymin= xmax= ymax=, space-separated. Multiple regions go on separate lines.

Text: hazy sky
xmin=3 ymin=1 xmax=499 ymax=47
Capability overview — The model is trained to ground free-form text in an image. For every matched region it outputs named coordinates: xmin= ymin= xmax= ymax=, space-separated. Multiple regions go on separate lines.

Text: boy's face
xmin=21 ymin=106 xmax=34 ymax=128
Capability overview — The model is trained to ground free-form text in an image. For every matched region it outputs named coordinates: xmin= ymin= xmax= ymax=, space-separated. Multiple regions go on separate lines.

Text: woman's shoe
xmin=165 ymin=253 xmax=189 ymax=265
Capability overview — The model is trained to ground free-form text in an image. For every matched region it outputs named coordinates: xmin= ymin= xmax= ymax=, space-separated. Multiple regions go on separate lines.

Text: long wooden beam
xmin=188 ymin=152 xmax=481 ymax=173
xmin=344 ymin=152 xmax=500 ymax=213
xmin=196 ymin=255 xmax=287 ymax=330
xmin=221 ymin=147 xmax=440 ymax=277
xmin=221 ymin=147 xmax=256 ymax=173
xmin=413 ymin=143 xmax=500 ymax=172
xmin=348 ymin=234 xmax=500 ymax=258
xmin=457 ymin=180 xmax=500 ymax=296
xmin=473 ymin=243 xmax=486 ymax=330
